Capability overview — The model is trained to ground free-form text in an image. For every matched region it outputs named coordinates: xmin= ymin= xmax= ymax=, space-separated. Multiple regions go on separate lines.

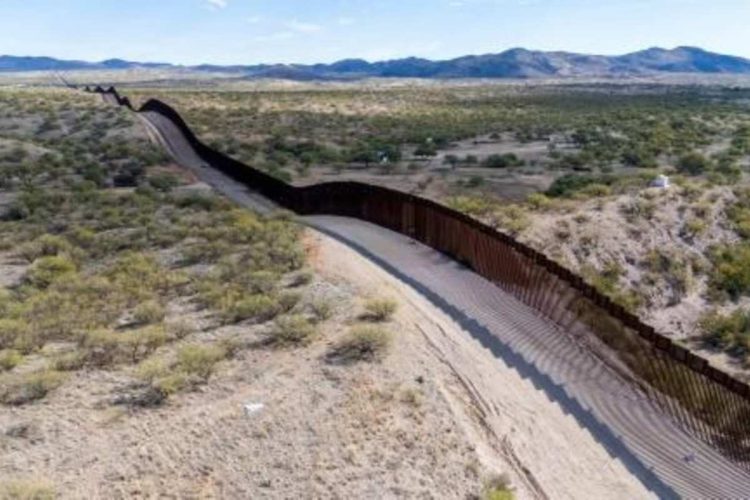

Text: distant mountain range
xmin=3 ymin=46 xmax=750 ymax=80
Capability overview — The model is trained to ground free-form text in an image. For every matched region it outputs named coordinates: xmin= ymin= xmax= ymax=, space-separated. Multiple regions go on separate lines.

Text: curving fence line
xmin=84 ymin=84 xmax=750 ymax=471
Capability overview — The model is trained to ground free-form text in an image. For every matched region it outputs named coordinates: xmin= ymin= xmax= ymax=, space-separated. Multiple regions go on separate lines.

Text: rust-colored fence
xmin=86 ymin=85 xmax=750 ymax=470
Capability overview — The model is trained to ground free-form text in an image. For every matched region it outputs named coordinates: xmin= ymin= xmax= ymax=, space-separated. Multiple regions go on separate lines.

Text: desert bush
xmin=699 ymin=309 xmax=750 ymax=356
xmin=106 ymin=252 xmax=185 ymax=305
xmin=166 ymin=320 xmax=195 ymax=340
xmin=682 ymin=218 xmax=708 ymax=239
xmin=576 ymin=183 xmax=612 ymax=198
xmin=133 ymin=300 xmax=166 ymax=325
xmin=546 ymin=174 xmax=597 ymax=198
xmin=176 ymin=344 xmax=227 ymax=380
xmin=181 ymin=240 xmax=233 ymax=264
xmin=0 ymin=479 xmax=55 ymax=500
xmin=363 ymin=297 xmax=398 ymax=322
xmin=269 ymin=314 xmax=317 ymax=346
xmin=0 ymin=349 xmax=23 ymax=371
xmin=278 ymin=291 xmax=301 ymax=313
xmin=526 ymin=192 xmax=552 ymax=210
xmin=0 ymin=319 xmax=31 ymax=351
xmin=643 ymin=250 xmax=694 ymax=305
xmin=52 ymin=350 xmax=86 ymax=372
xmin=728 ymin=188 xmax=750 ymax=239
xmin=446 ymin=195 xmax=494 ymax=217
xmin=482 ymin=474 xmax=515 ymax=500
xmin=81 ymin=329 xmax=127 ymax=367
xmin=677 ymin=152 xmax=711 ymax=176
xmin=492 ymin=205 xmax=530 ymax=236
xmin=582 ymin=262 xmax=643 ymax=312
xmin=26 ymin=255 xmax=77 ymax=288
xmin=290 ymin=270 xmax=314 ymax=287
xmin=328 ymin=325 xmax=392 ymax=363
xmin=154 ymin=372 xmax=192 ymax=396
xmin=147 ymin=173 xmax=180 ymax=192
xmin=220 ymin=293 xmax=281 ymax=324
xmin=0 ymin=369 xmax=66 ymax=405
xmin=136 ymin=355 xmax=171 ymax=384
xmin=482 ymin=153 xmax=523 ymax=169
xmin=16 ymin=234 xmax=78 ymax=263
xmin=708 ymin=244 xmax=750 ymax=301
xmin=309 ymin=298 xmax=334 ymax=323
xmin=232 ymin=269 xmax=279 ymax=295
xmin=126 ymin=326 xmax=169 ymax=363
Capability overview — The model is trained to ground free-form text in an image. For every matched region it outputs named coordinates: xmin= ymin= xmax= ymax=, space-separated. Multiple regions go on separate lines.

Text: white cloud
xmin=337 ymin=17 xmax=355 ymax=26
xmin=253 ymin=31 xmax=295 ymax=42
xmin=247 ymin=16 xmax=262 ymax=24
xmin=285 ymin=19 xmax=323 ymax=33
xmin=205 ymin=0 xmax=227 ymax=10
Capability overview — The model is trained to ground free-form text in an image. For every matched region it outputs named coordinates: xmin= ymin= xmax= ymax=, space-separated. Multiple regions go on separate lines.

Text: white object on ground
xmin=650 ymin=174 xmax=670 ymax=189
xmin=244 ymin=403 xmax=264 ymax=416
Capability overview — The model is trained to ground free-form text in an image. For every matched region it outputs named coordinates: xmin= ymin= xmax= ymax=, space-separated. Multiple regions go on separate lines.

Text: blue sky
xmin=1 ymin=0 xmax=748 ymax=65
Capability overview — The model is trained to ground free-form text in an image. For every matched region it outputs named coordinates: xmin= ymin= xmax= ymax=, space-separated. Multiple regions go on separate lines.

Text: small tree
xmin=444 ymin=154 xmax=460 ymax=170
xmin=414 ymin=143 xmax=437 ymax=158
xmin=677 ymin=152 xmax=710 ymax=176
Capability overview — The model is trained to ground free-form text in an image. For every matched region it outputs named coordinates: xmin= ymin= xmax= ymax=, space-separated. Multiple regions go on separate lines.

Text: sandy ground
xmin=0 ymin=226 xmax=655 ymax=499
xmin=305 ymin=230 xmax=656 ymax=500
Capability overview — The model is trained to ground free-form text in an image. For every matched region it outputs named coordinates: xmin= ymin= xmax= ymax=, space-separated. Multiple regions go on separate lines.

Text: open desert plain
xmin=3 ymin=0 xmax=750 ymax=498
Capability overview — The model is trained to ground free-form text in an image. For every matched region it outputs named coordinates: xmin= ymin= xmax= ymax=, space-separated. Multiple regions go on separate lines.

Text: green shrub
xmin=526 ymin=192 xmax=552 ymax=210
xmin=483 ymin=474 xmax=515 ymax=500
xmin=0 ymin=479 xmax=55 ymax=500
xmin=126 ymin=326 xmax=169 ymax=363
xmin=17 ymin=234 xmax=77 ymax=263
xmin=133 ymin=300 xmax=166 ymax=325
xmin=0 ymin=349 xmax=23 ymax=371
xmin=0 ymin=319 xmax=31 ymax=351
xmin=81 ymin=329 xmax=126 ymax=367
xmin=310 ymin=299 xmax=334 ymax=323
xmin=269 ymin=314 xmax=317 ymax=346
xmin=546 ymin=174 xmax=597 ymax=198
xmin=290 ymin=270 xmax=314 ymax=287
xmin=582 ymin=262 xmax=643 ymax=312
xmin=0 ymin=369 xmax=66 ymax=405
xmin=166 ymin=320 xmax=195 ymax=340
xmin=576 ymin=183 xmax=612 ymax=198
xmin=154 ymin=372 xmax=191 ymax=395
xmin=177 ymin=344 xmax=227 ymax=380
xmin=106 ymin=252 xmax=182 ymax=303
xmin=482 ymin=153 xmax=523 ymax=169
xmin=329 ymin=326 xmax=392 ymax=363
xmin=363 ymin=297 xmax=398 ymax=322
xmin=709 ymin=244 xmax=750 ymax=301
xmin=446 ymin=196 xmax=494 ymax=217
xmin=699 ymin=309 xmax=750 ymax=356
xmin=136 ymin=355 xmax=171 ymax=384
xmin=677 ymin=152 xmax=710 ymax=176
xmin=492 ymin=205 xmax=530 ymax=236
xmin=147 ymin=173 xmax=180 ymax=192
xmin=220 ymin=293 xmax=281 ymax=324
xmin=682 ymin=218 xmax=708 ymax=238
xmin=52 ymin=350 xmax=86 ymax=372
xmin=278 ymin=292 xmax=301 ymax=313
xmin=26 ymin=255 xmax=77 ymax=288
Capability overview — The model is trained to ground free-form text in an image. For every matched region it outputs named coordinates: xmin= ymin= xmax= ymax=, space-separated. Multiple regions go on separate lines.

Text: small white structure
xmin=650 ymin=175 xmax=670 ymax=189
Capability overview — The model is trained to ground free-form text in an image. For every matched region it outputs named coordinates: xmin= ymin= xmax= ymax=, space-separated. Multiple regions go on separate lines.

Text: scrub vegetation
xmin=129 ymin=81 xmax=750 ymax=369
xmin=0 ymin=88 xmax=308 ymax=405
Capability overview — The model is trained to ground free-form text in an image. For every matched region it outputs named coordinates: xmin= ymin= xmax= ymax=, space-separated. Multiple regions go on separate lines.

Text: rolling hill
xmin=2 ymin=46 xmax=750 ymax=79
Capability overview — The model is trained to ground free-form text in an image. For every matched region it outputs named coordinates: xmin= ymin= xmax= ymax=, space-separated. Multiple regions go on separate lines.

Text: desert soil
xmin=0 ymin=216 xmax=654 ymax=499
